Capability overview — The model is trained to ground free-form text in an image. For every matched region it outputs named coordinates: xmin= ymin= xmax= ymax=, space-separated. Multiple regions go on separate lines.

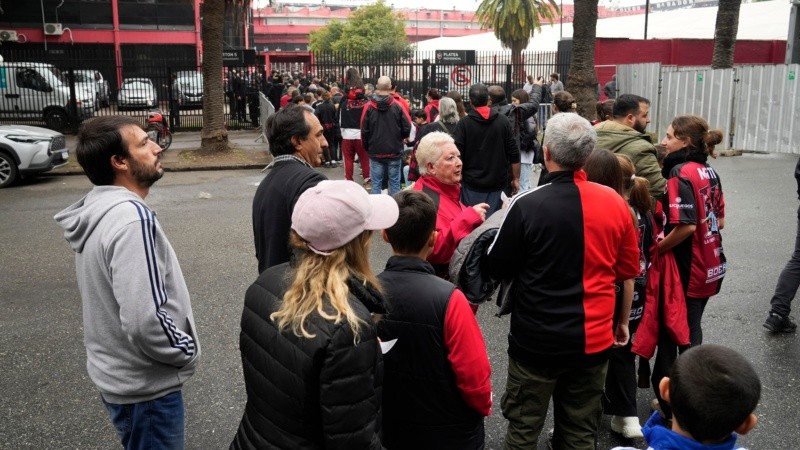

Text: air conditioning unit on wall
xmin=44 ymin=23 xmax=64 ymax=36
xmin=0 ymin=30 xmax=19 ymax=42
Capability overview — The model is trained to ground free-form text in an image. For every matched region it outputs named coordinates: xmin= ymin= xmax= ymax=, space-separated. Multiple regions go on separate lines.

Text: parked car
xmin=71 ymin=69 xmax=110 ymax=108
xmin=0 ymin=124 xmax=69 ymax=188
xmin=176 ymin=71 xmax=203 ymax=107
xmin=117 ymin=78 xmax=158 ymax=110
xmin=0 ymin=59 xmax=94 ymax=131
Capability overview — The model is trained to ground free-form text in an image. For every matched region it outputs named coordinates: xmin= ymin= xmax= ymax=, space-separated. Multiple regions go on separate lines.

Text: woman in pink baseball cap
xmin=231 ymin=180 xmax=399 ymax=450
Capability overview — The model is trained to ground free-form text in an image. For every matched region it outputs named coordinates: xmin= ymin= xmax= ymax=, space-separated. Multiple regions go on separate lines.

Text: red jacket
xmin=425 ymin=99 xmax=440 ymax=122
xmin=631 ymin=250 xmax=691 ymax=359
xmin=413 ymin=175 xmax=483 ymax=267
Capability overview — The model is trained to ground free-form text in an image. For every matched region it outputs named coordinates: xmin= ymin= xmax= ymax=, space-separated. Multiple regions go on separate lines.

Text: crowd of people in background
xmin=57 ymin=62 xmax=787 ymax=450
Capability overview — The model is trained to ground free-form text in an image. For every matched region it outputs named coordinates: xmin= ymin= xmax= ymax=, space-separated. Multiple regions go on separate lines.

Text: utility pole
xmin=788 ymin=1 xmax=800 ymax=64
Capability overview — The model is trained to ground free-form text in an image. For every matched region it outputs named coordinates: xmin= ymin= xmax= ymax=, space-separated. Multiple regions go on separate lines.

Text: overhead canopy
xmin=416 ymin=1 xmax=790 ymax=53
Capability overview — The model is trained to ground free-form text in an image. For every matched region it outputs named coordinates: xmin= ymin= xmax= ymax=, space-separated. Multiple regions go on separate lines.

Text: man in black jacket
xmin=252 ymin=106 xmax=327 ymax=273
xmin=361 ymin=76 xmax=411 ymax=195
xmin=453 ymin=84 xmax=519 ymax=216
xmin=487 ymin=113 xmax=639 ymax=450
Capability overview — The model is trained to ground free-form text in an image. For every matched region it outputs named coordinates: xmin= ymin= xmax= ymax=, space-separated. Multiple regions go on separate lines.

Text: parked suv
xmin=0 ymin=124 xmax=69 ymax=188
xmin=0 ymin=59 xmax=94 ymax=131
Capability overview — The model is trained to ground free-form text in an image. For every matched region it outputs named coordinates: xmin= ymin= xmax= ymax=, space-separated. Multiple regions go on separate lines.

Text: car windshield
xmin=123 ymin=81 xmax=152 ymax=90
xmin=73 ymin=71 xmax=95 ymax=83
xmin=180 ymin=76 xmax=202 ymax=89
xmin=40 ymin=66 xmax=65 ymax=87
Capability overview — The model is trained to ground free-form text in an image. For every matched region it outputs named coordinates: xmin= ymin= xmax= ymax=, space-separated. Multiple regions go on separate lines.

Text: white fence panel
xmin=733 ymin=64 xmax=800 ymax=154
xmin=617 ymin=63 xmax=663 ymax=132
xmin=658 ymin=68 xmax=736 ymax=148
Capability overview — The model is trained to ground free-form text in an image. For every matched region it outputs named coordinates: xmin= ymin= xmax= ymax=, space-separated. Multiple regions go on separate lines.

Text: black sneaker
xmin=764 ymin=312 xmax=798 ymax=333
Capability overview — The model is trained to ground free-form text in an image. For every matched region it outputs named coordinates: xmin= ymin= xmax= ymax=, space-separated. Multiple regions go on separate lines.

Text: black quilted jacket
xmin=230 ymin=262 xmax=385 ymax=450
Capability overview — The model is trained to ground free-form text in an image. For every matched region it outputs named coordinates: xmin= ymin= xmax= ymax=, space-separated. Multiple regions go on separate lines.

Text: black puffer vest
xmin=377 ymin=256 xmax=484 ymax=450
xmin=230 ymin=262 xmax=384 ymax=450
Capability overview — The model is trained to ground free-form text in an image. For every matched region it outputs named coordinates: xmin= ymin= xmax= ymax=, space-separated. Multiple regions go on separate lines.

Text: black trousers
xmin=603 ymin=343 xmax=637 ymax=417
xmin=169 ymin=100 xmax=180 ymax=129
xmin=650 ymin=296 xmax=708 ymax=419
xmin=770 ymin=206 xmax=800 ymax=317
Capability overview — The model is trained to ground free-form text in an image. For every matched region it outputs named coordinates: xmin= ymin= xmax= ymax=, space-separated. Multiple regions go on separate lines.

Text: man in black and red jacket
xmin=487 ymin=112 xmax=639 ymax=450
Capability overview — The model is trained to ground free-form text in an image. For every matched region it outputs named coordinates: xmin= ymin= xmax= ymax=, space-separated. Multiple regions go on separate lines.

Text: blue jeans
xmin=519 ymin=163 xmax=532 ymax=192
xmin=770 ymin=207 xmax=800 ymax=317
xmin=461 ymin=185 xmax=503 ymax=217
xmin=369 ymin=157 xmax=402 ymax=195
xmin=102 ymin=390 xmax=185 ymax=450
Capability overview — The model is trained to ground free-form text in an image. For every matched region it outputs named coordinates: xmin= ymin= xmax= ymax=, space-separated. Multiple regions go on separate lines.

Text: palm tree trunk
xmin=200 ymin=0 xmax=231 ymax=153
xmin=566 ymin=0 xmax=598 ymax=121
xmin=712 ymin=0 xmax=742 ymax=69
xmin=512 ymin=42 xmax=525 ymax=84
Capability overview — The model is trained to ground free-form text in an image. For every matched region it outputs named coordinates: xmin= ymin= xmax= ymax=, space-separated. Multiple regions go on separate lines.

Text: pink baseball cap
xmin=291 ymin=180 xmax=399 ymax=255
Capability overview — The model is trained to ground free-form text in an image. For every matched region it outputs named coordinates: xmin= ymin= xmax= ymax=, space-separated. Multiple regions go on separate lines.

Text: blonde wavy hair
xmin=270 ymin=230 xmax=380 ymax=343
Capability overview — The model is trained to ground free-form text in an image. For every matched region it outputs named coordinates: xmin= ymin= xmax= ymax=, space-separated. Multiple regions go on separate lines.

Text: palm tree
xmin=476 ymin=0 xmax=559 ymax=83
xmin=565 ymin=0 xmax=598 ymax=120
xmin=712 ymin=0 xmax=742 ymax=69
xmin=200 ymin=0 xmax=251 ymax=153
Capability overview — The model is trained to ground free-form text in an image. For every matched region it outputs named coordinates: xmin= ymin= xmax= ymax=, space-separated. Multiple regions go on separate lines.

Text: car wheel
xmin=0 ymin=152 xmax=19 ymax=188
xmin=44 ymin=109 xmax=69 ymax=132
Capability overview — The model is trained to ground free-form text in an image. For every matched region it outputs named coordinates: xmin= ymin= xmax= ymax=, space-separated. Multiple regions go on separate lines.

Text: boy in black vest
xmin=377 ymin=190 xmax=492 ymax=450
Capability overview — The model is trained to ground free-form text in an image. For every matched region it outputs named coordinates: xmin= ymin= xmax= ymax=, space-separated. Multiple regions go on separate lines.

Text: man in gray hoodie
xmin=55 ymin=115 xmax=199 ymax=450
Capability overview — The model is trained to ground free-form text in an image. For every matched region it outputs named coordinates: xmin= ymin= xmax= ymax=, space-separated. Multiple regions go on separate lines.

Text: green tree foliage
xmin=476 ymin=0 xmax=559 ymax=82
xmin=309 ymin=1 xmax=411 ymax=57
xmin=309 ymin=20 xmax=345 ymax=54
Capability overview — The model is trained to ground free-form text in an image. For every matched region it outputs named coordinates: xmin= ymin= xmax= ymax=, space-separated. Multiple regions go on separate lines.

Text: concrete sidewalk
xmin=54 ymin=129 xmax=272 ymax=175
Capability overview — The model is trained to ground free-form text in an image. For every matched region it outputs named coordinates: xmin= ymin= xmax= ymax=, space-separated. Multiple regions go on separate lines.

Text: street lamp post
xmin=559 ymin=0 xmax=563 ymax=40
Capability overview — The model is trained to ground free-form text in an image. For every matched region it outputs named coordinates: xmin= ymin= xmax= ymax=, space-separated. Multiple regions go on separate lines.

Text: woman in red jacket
xmin=413 ymin=131 xmax=488 ymax=279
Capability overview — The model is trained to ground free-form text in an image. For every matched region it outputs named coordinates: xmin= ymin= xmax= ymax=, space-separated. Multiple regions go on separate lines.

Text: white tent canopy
xmin=416 ymin=1 xmax=791 ymax=53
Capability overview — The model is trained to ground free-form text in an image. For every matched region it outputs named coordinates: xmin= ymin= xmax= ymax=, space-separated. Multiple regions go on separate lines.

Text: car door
xmin=0 ymin=66 xmax=20 ymax=118
xmin=12 ymin=68 xmax=49 ymax=118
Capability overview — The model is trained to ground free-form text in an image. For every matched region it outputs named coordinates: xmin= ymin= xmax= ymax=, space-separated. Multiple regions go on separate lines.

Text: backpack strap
xmin=421 ymin=185 xmax=441 ymax=211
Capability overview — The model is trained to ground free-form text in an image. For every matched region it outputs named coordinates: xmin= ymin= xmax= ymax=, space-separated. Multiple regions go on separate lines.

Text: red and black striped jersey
xmin=662 ymin=161 xmax=726 ymax=298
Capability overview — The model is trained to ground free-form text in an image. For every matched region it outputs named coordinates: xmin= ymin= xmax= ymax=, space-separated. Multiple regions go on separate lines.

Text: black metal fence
xmin=0 ymin=47 xmax=568 ymax=133
xmin=0 ymin=46 xmax=264 ymax=133
xmin=310 ymin=50 xmax=566 ymax=108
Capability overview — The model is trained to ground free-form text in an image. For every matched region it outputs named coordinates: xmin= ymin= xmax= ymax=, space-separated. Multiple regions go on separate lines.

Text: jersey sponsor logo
xmin=670 ymin=203 xmax=694 ymax=209
xmin=697 ymin=166 xmax=719 ymax=180
xmin=630 ymin=305 xmax=644 ymax=322
xmin=707 ymin=262 xmax=726 ymax=282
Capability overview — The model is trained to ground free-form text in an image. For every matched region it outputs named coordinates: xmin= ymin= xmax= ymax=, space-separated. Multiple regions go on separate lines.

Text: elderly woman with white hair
xmin=412 ymin=131 xmax=489 ymax=279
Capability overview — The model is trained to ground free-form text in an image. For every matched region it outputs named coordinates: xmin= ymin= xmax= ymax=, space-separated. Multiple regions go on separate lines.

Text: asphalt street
xmin=2 ymin=152 xmax=800 ymax=449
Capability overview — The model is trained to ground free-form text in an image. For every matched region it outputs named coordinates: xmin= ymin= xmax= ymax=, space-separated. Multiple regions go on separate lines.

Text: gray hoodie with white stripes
xmin=55 ymin=185 xmax=200 ymax=404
